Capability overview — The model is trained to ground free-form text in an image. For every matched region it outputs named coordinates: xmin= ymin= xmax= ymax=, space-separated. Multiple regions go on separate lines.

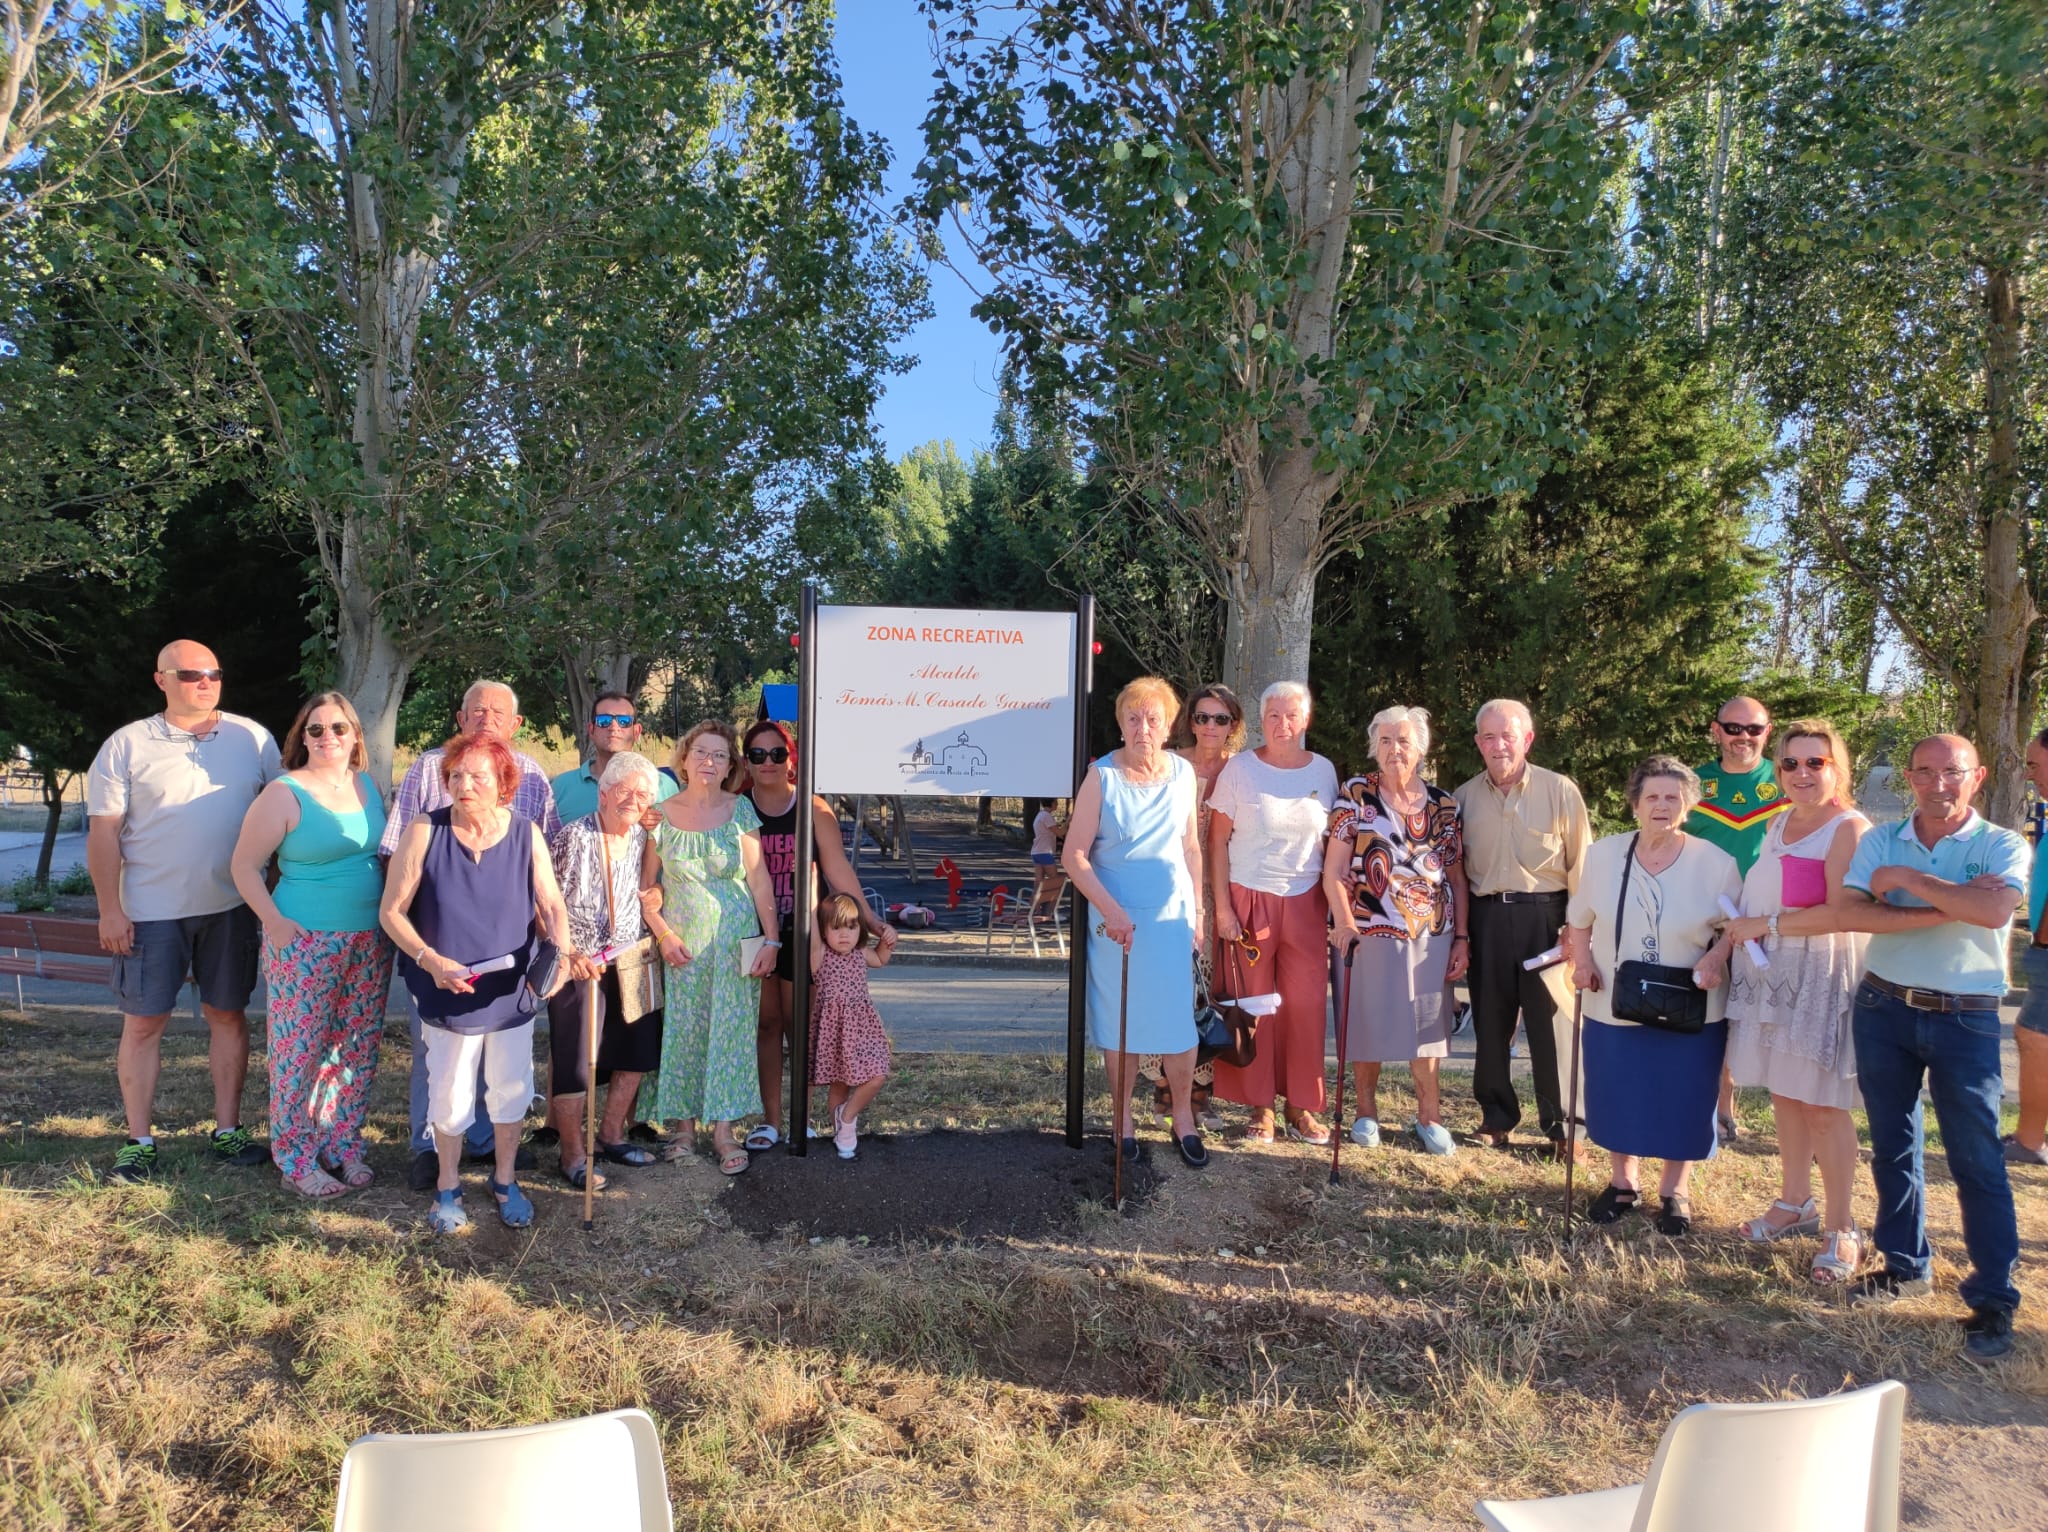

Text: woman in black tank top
xmin=740 ymin=719 xmax=897 ymax=1147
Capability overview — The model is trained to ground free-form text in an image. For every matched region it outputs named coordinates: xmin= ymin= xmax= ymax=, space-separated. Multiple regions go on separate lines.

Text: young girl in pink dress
xmin=810 ymin=893 xmax=893 ymax=1159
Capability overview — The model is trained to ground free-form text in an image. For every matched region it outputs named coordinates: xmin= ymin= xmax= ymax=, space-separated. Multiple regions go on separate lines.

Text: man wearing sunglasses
xmin=87 ymin=639 xmax=282 ymax=1182
xmin=379 ymin=678 xmax=563 ymax=1191
xmin=550 ymin=692 xmax=676 ymax=825
xmin=1685 ymin=695 xmax=1790 ymax=1139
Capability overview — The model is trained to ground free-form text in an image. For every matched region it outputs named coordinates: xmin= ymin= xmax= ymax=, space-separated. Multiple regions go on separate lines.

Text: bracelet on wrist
xmin=415 ymin=944 xmax=431 ymax=965
xmin=760 ymin=939 xmax=782 ymax=948
xmin=1452 ymin=933 xmax=1469 ymax=940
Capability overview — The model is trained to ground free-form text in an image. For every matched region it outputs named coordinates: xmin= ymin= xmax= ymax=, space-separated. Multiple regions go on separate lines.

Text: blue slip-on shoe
xmin=1349 ymin=1116 xmax=1380 ymax=1148
xmin=488 ymin=1178 xmax=534 ymax=1228
xmin=1411 ymin=1120 xmax=1457 ymax=1156
xmin=427 ymin=1189 xmax=468 ymax=1234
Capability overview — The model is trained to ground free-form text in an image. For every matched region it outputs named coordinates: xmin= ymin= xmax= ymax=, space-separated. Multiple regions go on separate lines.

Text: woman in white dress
xmin=1719 ymin=720 xmax=1872 ymax=1283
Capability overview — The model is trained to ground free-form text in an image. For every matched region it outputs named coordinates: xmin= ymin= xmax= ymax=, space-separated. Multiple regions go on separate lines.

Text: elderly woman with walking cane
xmin=1062 ymin=677 xmax=1209 ymax=1171
xmin=546 ymin=752 xmax=666 ymax=1196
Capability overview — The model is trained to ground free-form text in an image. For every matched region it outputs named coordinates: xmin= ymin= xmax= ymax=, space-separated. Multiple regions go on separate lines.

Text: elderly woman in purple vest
xmin=381 ymin=733 xmax=589 ymax=1235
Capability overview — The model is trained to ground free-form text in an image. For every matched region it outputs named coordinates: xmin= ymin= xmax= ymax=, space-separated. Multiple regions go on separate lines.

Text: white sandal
xmin=1740 ymin=1196 xmax=1819 ymax=1242
xmin=1811 ymin=1228 xmax=1862 ymax=1285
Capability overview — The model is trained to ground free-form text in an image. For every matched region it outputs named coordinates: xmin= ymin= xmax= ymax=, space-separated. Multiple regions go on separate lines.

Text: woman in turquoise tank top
xmin=231 ymin=692 xmax=394 ymax=1199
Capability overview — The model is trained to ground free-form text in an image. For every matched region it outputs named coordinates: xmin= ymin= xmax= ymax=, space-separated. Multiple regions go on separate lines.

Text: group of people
xmin=1067 ymin=679 xmax=2030 ymax=1361
xmin=88 ymin=643 xmax=898 ymax=1237
xmin=80 ymin=644 xmax=2031 ymax=1358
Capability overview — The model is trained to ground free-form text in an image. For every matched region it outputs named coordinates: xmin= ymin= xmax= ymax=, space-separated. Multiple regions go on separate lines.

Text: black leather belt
xmin=1864 ymin=972 xmax=2000 ymax=1013
xmin=1474 ymin=890 xmax=1568 ymax=905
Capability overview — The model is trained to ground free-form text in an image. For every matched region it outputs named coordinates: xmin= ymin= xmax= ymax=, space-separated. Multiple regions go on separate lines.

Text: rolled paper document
xmin=1522 ymin=944 xmax=1566 ymax=972
xmin=1718 ymin=894 xmax=1770 ymax=970
xmin=462 ymin=952 xmax=519 ymax=982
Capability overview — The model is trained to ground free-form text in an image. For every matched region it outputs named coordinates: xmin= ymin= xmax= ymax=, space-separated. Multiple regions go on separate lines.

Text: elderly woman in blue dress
xmin=1564 ymin=755 xmax=1744 ymax=1236
xmin=1062 ymin=676 xmax=1208 ymax=1168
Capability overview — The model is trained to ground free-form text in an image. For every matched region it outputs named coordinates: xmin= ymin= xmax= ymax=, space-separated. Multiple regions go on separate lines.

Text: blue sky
xmin=835 ymin=0 xmax=1006 ymax=462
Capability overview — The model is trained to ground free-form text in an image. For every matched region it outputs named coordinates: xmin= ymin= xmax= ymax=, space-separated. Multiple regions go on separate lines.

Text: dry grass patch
xmin=1 ymin=1002 xmax=2043 ymax=1529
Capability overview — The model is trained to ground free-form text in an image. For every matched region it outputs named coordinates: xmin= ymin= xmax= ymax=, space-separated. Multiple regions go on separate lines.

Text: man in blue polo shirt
xmin=1837 ymin=734 xmax=2027 ymax=1359
xmin=551 ymin=692 xmax=677 ymax=824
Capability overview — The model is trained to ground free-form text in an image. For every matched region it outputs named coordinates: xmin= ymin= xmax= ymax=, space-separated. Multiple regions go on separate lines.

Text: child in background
xmin=1030 ymin=801 xmax=1062 ymax=868
xmin=810 ymin=892 xmax=893 ymax=1159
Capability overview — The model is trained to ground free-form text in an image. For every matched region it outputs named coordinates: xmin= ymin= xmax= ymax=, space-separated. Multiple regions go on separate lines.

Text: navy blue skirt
xmin=1584 ymin=1018 xmax=1726 ymax=1161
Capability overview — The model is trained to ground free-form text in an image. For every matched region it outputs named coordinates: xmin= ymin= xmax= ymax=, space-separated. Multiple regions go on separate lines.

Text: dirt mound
xmin=721 ymin=1127 xmax=1165 ymax=1241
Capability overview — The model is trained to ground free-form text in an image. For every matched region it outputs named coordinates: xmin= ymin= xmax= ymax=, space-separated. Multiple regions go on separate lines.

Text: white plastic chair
xmin=1474 ymin=1380 xmax=1906 ymax=1532
xmin=333 ymin=1407 xmax=672 ymax=1531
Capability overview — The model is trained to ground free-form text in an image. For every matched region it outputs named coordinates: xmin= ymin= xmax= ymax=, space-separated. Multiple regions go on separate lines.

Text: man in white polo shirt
xmin=1836 ymin=734 xmax=2027 ymax=1360
xmin=87 ymin=640 xmax=280 ymax=1182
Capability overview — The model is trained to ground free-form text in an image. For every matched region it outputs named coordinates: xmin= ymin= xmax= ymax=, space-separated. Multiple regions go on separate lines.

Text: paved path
xmin=6 ymin=961 xmax=2025 ymax=1104
xmin=0 ymin=831 xmax=88 ymax=885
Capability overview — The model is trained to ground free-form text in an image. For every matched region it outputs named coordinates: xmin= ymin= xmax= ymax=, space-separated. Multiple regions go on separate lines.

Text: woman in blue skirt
xmin=1063 ymin=676 xmax=1207 ymax=1167
xmin=1565 ymin=755 xmax=1744 ymax=1235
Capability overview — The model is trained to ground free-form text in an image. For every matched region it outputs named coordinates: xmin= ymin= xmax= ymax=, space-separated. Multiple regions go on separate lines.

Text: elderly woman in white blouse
xmin=1208 ymin=681 xmax=1340 ymax=1144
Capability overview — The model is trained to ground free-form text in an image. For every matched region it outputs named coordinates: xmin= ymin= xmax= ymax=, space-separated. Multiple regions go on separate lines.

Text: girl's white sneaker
xmin=834 ymin=1110 xmax=859 ymax=1160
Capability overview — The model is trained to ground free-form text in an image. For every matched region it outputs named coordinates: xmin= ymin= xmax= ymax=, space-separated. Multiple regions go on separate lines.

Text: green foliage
xmin=1311 ymin=340 xmax=1803 ymax=822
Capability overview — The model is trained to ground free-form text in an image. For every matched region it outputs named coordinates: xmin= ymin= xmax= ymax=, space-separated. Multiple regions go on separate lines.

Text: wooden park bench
xmin=0 ymin=912 xmax=201 ymax=1018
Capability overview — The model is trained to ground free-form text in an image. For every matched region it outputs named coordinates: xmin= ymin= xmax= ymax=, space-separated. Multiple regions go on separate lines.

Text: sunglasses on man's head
xmin=304 ymin=721 xmax=352 ymax=739
xmin=747 ymin=746 xmax=790 ymax=765
xmin=1716 ymin=720 xmax=1768 ymax=736
xmin=592 ymin=712 xmax=636 ymax=729
xmin=164 ymin=668 xmax=223 ymax=683
xmin=1190 ymin=711 xmax=1234 ymax=727
xmin=1778 ymin=756 xmax=1828 ymax=773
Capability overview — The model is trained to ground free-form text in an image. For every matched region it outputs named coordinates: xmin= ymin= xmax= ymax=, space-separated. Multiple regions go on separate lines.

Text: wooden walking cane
xmin=581 ymin=975 xmax=601 ymax=1231
xmin=1114 ymin=933 xmax=1131 ymax=1208
xmin=1562 ymin=987 xmax=1585 ymax=1236
xmin=1329 ymin=939 xmax=1356 ymax=1185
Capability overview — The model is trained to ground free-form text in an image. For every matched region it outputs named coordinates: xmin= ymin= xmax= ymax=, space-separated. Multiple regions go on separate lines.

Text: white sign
xmin=811 ymin=605 xmax=1079 ymax=797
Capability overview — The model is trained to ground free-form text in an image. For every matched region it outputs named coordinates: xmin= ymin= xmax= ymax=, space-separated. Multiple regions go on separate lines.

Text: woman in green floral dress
xmin=640 ymin=721 xmax=782 ymax=1174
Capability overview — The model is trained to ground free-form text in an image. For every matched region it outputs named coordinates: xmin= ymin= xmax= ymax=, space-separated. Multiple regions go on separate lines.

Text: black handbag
xmin=1198 ymin=938 xmax=1262 ymax=1067
xmin=1608 ymin=833 xmax=1707 ymax=1035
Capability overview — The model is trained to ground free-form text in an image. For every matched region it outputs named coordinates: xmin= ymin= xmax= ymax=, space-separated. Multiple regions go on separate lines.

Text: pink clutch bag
xmin=1780 ymin=854 xmax=1828 ymax=909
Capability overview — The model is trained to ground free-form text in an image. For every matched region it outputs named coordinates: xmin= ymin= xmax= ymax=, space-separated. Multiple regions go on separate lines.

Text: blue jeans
xmin=1851 ymin=982 xmax=2020 ymax=1313
xmin=407 ymin=992 xmax=495 ymax=1157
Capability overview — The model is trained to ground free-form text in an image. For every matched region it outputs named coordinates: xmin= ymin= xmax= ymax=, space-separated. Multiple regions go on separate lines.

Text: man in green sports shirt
xmin=1685 ymin=694 xmax=1790 ymax=1140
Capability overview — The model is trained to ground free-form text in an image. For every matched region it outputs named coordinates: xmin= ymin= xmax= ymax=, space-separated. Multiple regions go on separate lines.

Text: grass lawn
xmin=1 ymin=1001 xmax=2043 ymax=1530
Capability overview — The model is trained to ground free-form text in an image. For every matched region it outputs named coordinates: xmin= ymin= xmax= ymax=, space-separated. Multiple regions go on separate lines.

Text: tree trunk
xmin=336 ymin=583 xmax=412 ymax=791
xmin=34 ymin=764 xmax=64 ymax=886
xmin=1219 ymin=456 xmax=1330 ymax=742
xmin=1972 ymin=263 xmax=2036 ymax=827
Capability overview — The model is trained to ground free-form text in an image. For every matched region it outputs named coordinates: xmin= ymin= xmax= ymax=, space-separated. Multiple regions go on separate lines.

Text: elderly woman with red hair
xmin=381 ymin=733 xmax=585 ymax=1234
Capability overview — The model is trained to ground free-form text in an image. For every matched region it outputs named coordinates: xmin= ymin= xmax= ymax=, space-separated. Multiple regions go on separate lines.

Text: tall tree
xmin=1732 ymin=0 xmax=2047 ymax=820
xmin=916 ymin=0 xmax=1725 ymax=720
xmin=53 ymin=1 xmax=919 ymax=783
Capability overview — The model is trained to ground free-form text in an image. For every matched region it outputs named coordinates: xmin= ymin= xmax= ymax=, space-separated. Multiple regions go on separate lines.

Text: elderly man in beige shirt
xmin=1452 ymin=699 xmax=1592 ymax=1159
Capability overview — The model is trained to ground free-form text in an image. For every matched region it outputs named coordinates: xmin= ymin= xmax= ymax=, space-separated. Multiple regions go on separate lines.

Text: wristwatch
xmin=1767 ymin=913 xmax=1780 ymax=940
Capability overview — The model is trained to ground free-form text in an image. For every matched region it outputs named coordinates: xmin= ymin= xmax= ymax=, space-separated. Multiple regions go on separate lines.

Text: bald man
xmin=87 ymin=640 xmax=281 ymax=1183
xmin=1836 ymin=734 xmax=2027 ymax=1360
xmin=1685 ymin=694 xmax=1790 ymax=1142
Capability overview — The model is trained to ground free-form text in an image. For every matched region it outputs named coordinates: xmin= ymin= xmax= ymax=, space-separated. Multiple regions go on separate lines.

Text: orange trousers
xmin=1211 ymin=882 xmax=1329 ymax=1112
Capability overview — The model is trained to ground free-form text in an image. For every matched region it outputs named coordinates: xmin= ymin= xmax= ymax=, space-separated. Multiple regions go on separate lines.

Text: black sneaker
xmin=1177 ymin=1133 xmax=1209 ymax=1168
xmin=211 ymin=1126 xmax=271 ymax=1167
xmin=1847 ymin=1268 xmax=1934 ymax=1306
xmin=409 ymin=1148 xmax=440 ymax=1192
xmin=1962 ymin=1307 xmax=2015 ymax=1361
xmin=107 ymin=1140 xmax=159 ymax=1183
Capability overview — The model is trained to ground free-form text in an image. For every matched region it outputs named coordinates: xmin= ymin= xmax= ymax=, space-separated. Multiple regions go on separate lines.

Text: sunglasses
xmin=1190 ymin=711 xmax=1234 ymax=727
xmin=592 ymin=712 xmax=636 ymax=729
xmin=747 ymin=746 xmax=790 ymax=765
xmin=164 ymin=668 xmax=224 ymax=683
xmin=304 ymin=721 xmax=353 ymax=739
xmin=1716 ymin=720 xmax=1768 ymax=737
xmin=1778 ymin=756 xmax=1829 ymax=774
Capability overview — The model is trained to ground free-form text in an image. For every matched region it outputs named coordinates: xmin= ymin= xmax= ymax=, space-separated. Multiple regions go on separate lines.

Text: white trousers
xmin=424 ymin=1022 xmax=535 ymax=1141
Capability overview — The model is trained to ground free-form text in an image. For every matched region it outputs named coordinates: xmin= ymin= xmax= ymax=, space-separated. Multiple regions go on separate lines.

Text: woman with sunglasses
xmin=737 ymin=718 xmax=896 ymax=1150
xmin=1717 ymin=721 xmax=1878 ymax=1283
xmin=230 ymin=692 xmax=394 ymax=1198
